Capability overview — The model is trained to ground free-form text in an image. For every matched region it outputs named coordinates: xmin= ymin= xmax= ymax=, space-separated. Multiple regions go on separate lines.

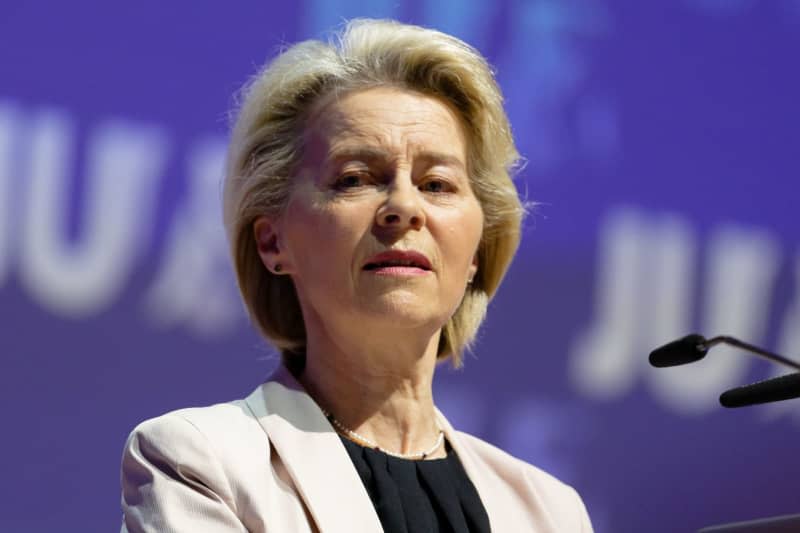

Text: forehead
xmin=303 ymin=87 xmax=468 ymax=160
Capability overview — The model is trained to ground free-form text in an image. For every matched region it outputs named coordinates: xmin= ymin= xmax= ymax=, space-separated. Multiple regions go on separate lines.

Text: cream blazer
xmin=120 ymin=367 xmax=592 ymax=532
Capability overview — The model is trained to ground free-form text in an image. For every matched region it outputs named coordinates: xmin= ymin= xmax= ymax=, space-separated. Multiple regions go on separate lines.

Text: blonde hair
xmin=223 ymin=18 xmax=524 ymax=369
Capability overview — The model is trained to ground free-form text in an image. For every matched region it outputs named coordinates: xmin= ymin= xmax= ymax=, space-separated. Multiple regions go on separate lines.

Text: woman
xmin=120 ymin=19 xmax=592 ymax=532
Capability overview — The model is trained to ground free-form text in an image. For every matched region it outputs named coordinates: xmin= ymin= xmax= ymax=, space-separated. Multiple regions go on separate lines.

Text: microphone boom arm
xmin=700 ymin=336 xmax=800 ymax=372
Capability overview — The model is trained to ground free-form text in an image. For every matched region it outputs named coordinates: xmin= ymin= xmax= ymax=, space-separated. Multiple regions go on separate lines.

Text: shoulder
xmin=454 ymin=431 xmax=593 ymax=532
xmin=128 ymin=399 xmax=262 ymax=455
xmin=124 ymin=398 xmax=269 ymax=482
xmin=121 ymin=399 xmax=274 ymax=531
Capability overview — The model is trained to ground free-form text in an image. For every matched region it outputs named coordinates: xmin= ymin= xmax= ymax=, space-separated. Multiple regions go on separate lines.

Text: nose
xmin=375 ymin=178 xmax=425 ymax=231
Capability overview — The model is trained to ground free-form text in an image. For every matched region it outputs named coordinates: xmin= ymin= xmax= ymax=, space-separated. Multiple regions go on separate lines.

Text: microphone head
xmin=649 ymin=334 xmax=708 ymax=368
xmin=719 ymin=373 xmax=800 ymax=408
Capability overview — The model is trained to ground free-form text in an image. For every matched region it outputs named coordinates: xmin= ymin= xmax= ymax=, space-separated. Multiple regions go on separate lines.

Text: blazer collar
xmin=244 ymin=366 xmax=383 ymax=533
xmin=244 ymin=366 xmax=501 ymax=532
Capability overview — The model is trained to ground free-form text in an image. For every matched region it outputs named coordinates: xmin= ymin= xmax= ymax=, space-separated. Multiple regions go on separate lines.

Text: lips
xmin=363 ymin=250 xmax=432 ymax=271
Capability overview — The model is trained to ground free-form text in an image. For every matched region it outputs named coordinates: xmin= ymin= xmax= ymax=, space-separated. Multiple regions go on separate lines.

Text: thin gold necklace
xmin=322 ymin=409 xmax=445 ymax=460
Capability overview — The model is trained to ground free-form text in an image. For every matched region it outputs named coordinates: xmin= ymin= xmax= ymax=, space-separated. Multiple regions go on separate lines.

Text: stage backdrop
xmin=2 ymin=1 xmax=799 ymax=531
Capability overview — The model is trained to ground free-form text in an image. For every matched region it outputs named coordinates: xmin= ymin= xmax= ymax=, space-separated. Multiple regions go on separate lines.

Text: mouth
xmin=363 ymin=250 xmax=432 ymax=274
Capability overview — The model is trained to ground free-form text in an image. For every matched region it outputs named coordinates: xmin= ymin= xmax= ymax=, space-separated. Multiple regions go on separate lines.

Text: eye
xmin=333 ymin=172 xmax=370 ymax=190
xmin=419 ymin=178 xmax=453 ymax=193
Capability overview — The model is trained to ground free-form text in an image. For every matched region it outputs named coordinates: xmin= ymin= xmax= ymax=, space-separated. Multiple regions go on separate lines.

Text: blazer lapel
xmin=244 ymin=367 xmax=383 ymax=533
xmin=436 ymin=408 xmax=509 ymax=532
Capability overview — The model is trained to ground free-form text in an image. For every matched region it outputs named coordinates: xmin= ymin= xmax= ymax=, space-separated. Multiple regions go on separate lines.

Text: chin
xmin=361 ymin=296 xmax=447 ymax=330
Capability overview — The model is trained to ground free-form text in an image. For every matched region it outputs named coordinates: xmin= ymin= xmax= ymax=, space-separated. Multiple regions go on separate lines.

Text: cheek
xmin=438 ymin=204 xmax=484 ymax=271
xmin=284 ymin=202 xmax=364 ymax=275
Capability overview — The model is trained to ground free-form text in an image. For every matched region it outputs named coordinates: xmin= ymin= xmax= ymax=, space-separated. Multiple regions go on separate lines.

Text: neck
xmin=297 ymin=323 xmax=444 ymax=458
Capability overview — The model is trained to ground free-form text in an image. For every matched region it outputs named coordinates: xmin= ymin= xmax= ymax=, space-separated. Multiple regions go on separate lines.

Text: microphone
xmin=719 ymin=373 xmax=800 ymax=408
xmin=649 ymin=334 xmax=800 ymax=408
xmin=649 ymin=334 xmax=708 ymax=367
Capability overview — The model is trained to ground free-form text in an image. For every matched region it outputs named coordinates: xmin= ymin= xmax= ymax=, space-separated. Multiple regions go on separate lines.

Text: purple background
xmin=2 ymin=1 xmax=799 ymax=531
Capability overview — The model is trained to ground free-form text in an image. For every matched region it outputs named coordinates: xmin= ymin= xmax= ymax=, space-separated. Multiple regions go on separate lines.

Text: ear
xmin=253 ymin=215 xmax=292 ymax=274
xmin=467 ymin=254 xmax=479 ymax=283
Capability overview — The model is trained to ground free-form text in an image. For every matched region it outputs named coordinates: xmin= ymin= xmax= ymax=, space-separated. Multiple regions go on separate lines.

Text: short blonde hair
xmin=224 ymin=18 xmax=524 ymax=369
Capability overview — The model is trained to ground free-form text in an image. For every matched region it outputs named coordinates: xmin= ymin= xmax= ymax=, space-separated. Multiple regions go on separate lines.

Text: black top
xmin=339 ymin=436 xmax=491 ymax=533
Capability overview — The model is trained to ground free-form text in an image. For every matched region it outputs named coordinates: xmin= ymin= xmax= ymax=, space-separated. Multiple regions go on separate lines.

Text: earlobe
xmin=253 ymin=216 xmax=289 ymax=274
xmin=467 ymin=256 xmax=478 ymax=284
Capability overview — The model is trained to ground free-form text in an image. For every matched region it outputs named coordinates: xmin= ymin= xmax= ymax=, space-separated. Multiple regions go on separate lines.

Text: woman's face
xmin=257 ymin=87 xmax=483 ymax=339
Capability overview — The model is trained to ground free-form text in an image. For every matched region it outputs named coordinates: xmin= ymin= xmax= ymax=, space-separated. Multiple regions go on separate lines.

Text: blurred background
xmin=1 ymin=0 xmax=799 ymax=531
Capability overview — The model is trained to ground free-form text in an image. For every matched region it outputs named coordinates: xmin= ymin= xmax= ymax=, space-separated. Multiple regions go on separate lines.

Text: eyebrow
xmin=416 ymin=150 xmax=467 ymax=172
xmin=326 ymin=147 xmax=466 ymax=171
xmin=326 ymin=147 xmax=392 ymax=165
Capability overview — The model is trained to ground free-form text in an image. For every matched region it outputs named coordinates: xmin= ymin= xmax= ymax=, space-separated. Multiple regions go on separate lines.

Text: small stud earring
xmin=274 ymin=263 xmax=282 ymax=273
